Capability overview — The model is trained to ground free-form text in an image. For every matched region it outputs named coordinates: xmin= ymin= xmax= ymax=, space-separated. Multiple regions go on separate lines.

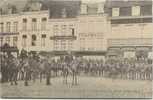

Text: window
xmin=71 ymin=28 xmax=75 ymax=36
xmin=68 ymin=40 xmax=73 ymax=50
xmin=6 ymin=22 xmax=11 ymax=32
xmin=119 ymin=7 xmax=131 ymax=16
xmin=0 ymin=23 xmax=4 ymax=32
xmin=80 ymin=38 xmax=85 ymax=51
xmin=22 ymin=35 xmax=27 ymax=47
xmin=61 ymin=25 xmax=67 ymax=35
xmin=61 ymin=40 xmax=66 ymax=50
xmin=41 ymin=34 xmax=46 ymax=47
xmin=13 ymin=22 xmax=18 ymax=32
xmin=13 ymin=36 xmax=18 ymax=47
xmin=6 ymin=37 xmax=10 ymax=45
xmin=23 ymin=18 xmax=27 ymax=31
xmin=87 ymin=6 xmax=98 ymax=15
xmin=41 ymin=18 xmax=47 ymax=30
xmin=32 ymin=18 xmax=37 ymax=31
xmin=132 ymin=6 xmax=140 ymax=16
xmin=0 ymin=37 xmax=3 ymax=46
xmin=141 ymin=5 xmax=152 ymax=16
xmin=31 ymin=35 xmax=37 ymax=46
xmin=53 ymin=25 xmax=59 ymax=36
xmin=69 ymin=25 xmax=75 ymax=36
xmin=81 ymin=4 xmax=87 ymax=14
xmin=54 ymin=40 xmax=60 ymax=51
xmin=112 ymin=8 xmax=120 ymax=17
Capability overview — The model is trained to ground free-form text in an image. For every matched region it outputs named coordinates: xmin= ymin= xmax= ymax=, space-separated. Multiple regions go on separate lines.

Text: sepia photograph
xmin=0 ymin=0 xmax=152 ymax=99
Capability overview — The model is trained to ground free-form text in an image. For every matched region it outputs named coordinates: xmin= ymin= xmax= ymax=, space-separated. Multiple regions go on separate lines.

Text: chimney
xmin=97 ymin=3 xmax=104 ymax=14
xmin=80 ymin=3 xmax=87 ymax=14
xmin=61 ymin=8 xmax=67 ymax=18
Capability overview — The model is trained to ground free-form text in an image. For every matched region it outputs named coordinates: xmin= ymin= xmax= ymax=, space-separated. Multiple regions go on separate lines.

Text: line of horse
xmin=1 ymin=55 xmax=152 ymax=86
xmin=1 ymin=55 xmax=79 ymax=86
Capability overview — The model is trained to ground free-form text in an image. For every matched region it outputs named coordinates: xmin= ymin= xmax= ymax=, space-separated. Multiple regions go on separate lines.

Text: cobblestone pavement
xmin=0 ymin=76 xmax=152 ymax=98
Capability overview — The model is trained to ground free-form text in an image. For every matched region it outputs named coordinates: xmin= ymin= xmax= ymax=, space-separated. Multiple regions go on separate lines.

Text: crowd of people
xmin=0 ymin=51 xmax=152 ymax=86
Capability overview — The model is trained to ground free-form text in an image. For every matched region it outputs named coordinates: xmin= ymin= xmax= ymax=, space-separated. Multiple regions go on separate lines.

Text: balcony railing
xmin=50 ymin=35 xmax=77 ymax=40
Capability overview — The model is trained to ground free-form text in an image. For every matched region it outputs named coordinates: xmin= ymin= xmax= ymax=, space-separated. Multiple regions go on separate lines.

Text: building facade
xmin=0 ymin=0 xmax=152 ymax=59
xmin=105 ymin=0 xmax=153 ymax=59
xmin=49 ymin=18 xmax=77 ymax=52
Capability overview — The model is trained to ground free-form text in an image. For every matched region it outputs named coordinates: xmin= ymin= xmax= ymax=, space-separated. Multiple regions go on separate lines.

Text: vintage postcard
xmin=0 ymin=0 xmax=152 ymax=99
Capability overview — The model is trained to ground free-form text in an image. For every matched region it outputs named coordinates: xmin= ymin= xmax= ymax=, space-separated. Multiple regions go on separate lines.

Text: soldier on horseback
xmin=71 ymin=59 xmax=79 ymax=85
xmin=22 ymin=58 xmax=30 ymax=86
xmin=5 ymin=54 xmax=18 ymax=85
xmin=44 ymin=58 xmax=51 ymax=85
xmin=62 ymin=61 xmax=69 ymax=84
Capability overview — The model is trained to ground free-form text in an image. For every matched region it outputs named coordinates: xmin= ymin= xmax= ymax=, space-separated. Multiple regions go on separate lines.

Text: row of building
xmin=0 ymin=0 xmax=152 ymax=59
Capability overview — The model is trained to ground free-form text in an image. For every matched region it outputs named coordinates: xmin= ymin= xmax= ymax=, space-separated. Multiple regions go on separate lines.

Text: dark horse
xmin=38 ymin=59 xmax=52 ymax=85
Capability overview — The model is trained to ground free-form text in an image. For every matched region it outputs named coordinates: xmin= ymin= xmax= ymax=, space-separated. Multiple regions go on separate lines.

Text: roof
xmin=42 ymin=0 xmax=81 ymax=18
xmin=105 ymin=0 xmax=152 ymax=8
xmin=0 ymin=0 xmax=81 ymax=18
xmin=104 ymin=0 xmax=152 ymax=16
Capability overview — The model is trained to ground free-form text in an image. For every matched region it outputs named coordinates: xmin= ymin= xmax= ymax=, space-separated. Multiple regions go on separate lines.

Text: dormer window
xmin=141 ymin=5 xmax=152 ymax=16
xmin=87 ymin=4 xmax=98 ymax=15
xmin=112 ymin=8 xmax=120 ymax=17
xmin=132 ymin=6 xmax=140 ymax=16
xmin=81 ymin=4 xmax=87 ymax=14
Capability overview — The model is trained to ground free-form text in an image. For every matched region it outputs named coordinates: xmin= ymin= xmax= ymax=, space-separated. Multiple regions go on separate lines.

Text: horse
xmin=1 ymin=57 xmax=9 ymax=83
xmin=28 ymin=58 xmax=40 ymax=82
xmin=62 ymin=62 xmax=69 ymax=84
xmin=70 ymin=60 xmax=79 ymax=85
xmin=22 ymin=58 xmax=31 ymax=86
xmin=38 ymin=59 xmax=46 ymax=83
xmin=8 ymin=57 xmax=19 ymax=85
xmin=38 ymin=59 xmax=52 ymax=85
xmin=44 ymin=59 xmax=52 ymax=85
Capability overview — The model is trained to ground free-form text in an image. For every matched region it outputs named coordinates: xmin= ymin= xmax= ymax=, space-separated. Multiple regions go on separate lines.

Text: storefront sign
xmin=124 ymin=51 xmax=135 ymax=58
